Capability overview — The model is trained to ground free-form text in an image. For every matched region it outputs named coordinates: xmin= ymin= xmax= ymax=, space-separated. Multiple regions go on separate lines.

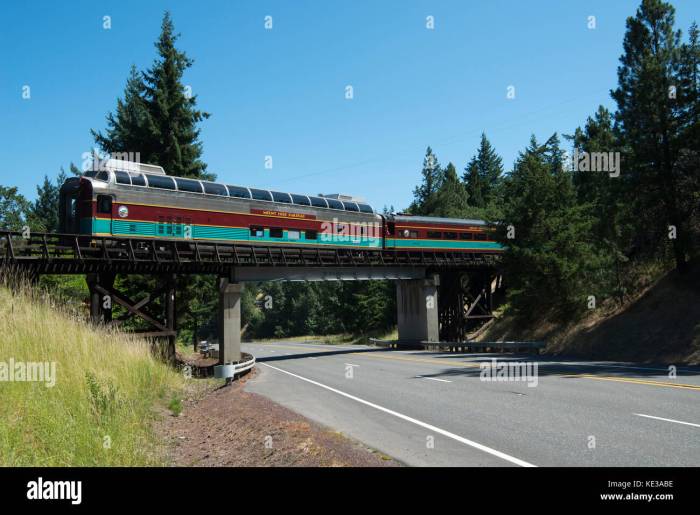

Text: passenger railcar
xmin=58 ymin=160 xmax=503 ymax=254
xmin=59 ymin=161 xmax=383 ymax=250
xmin=384 ymin=215 xmax=502 ymax=253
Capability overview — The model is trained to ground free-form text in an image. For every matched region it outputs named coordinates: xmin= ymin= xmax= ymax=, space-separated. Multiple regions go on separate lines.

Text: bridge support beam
xmin=218 ymin=276 xmax=242 ymax=364
xmin=396 ymin=275 xmax=439 ymax=344
xmin=86 ymin=272 xmax=115 ymax=324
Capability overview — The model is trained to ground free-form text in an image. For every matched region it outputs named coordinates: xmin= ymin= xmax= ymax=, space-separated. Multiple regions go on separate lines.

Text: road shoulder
xmin=159 ymin=370 xmax=400 ymax=467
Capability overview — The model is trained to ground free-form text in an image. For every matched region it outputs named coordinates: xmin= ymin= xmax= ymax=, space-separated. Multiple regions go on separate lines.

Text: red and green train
xmin=58 ymin=161 xmax=503 ymax=253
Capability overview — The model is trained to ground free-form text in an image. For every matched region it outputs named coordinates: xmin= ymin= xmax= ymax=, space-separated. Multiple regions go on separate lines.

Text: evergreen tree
xmin=431 ymin=163 xmax=470 ymax=218
xmin=92 ymin=65 xmax=151 ymax=158
xmin=409 ymin=147 xmax=442 ymax=214
xmin=90 ymin=12 xmax=215 ymax=349
xmin=0 ymin=186 xmax=31 ymax=231
xmin=499 ymin=135 xmax=604 ymax=319
xmin=142 ymin=12 xmax=211 ymax=179
xmin=463 ymin=158 xmax=483 ymax=208
xmin=30 ymin=170 xmax=67 ymax=233
xmin=611 ymin=0 xmax=692 ymax=271
xmin=463 ymin=133 xmax=503 ymax=209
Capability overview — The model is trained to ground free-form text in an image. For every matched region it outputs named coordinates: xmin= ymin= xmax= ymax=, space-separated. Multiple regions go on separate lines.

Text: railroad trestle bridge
xmin=0 ymin=230 xmax=503 ymax=371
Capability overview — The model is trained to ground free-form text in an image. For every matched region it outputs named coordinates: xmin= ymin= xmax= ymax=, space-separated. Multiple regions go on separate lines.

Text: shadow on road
xmin=250 ymin=344 xmax=700 ymax=382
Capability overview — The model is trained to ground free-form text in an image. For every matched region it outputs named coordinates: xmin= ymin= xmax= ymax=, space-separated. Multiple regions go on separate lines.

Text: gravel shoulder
xmin=160 ymin=370 xmax=400 ymax=467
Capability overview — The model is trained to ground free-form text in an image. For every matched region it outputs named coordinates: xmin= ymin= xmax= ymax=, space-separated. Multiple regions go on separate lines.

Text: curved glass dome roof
xmin=103 ymin=169 xmax=375 ymax=214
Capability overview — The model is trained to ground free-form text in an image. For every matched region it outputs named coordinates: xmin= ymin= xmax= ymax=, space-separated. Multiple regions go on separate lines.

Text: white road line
xmin=415 ymin=375 xmax=452 ymax=383
xmin=634 ymin=413 xmax=700 ymax=428
xmin=345 ymin=363 xmax=360 ymax=367
xmin=309 ymin=357 xmax=318 ymax=360
xmin=260 ymin=363 xmax=535 ymax=467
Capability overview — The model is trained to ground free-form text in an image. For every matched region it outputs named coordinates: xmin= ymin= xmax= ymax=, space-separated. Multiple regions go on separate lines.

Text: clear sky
xmin=1 ymin=0 xmax=697 ymax=211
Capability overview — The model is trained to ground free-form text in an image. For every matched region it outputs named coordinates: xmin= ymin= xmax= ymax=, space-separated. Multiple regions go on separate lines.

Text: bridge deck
xmin=0 ymin=231 xmax=500 ymax=275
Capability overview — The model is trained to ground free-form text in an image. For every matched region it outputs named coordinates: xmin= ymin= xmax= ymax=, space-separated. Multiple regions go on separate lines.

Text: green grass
xmin=0 ymin=284 xmax=185 ymax=466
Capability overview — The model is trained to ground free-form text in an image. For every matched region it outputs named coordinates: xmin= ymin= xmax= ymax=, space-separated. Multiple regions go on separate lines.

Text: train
xmin=58 ymin=160 xmax=503 ymax=253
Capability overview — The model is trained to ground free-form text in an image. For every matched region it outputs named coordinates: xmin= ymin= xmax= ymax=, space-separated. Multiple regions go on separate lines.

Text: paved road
xmin=243 ymin=342 xmax=700 ymax=466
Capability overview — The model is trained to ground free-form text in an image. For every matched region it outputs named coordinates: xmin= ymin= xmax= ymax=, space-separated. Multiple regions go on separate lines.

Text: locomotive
xmin=58 ymin=159 xmax=503 ymax=253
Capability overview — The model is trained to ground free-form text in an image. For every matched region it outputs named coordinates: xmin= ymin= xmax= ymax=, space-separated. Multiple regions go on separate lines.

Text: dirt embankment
xmin=160 ymin=371 xmax=398 ymax=467
xmin=479 ymin=265 xmax=700 ymax=364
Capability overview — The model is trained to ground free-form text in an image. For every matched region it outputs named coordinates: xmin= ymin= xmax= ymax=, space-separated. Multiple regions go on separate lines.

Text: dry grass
xmin=479 ymin=264 xmax=700 ymax=364
xmin=0 ymin=282 xmax=184 ymax=466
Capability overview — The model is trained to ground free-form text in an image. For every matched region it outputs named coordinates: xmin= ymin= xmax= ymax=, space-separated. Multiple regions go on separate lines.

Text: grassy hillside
xmin=479 ymin=264 xmax=700 ymax=364
xmin=0 ymin=284 xmax=184 ymax=466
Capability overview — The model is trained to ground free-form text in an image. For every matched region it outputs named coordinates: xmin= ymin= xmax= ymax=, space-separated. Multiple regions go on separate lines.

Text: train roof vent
xmin=102 ymin=159 xmax=166 ymax=175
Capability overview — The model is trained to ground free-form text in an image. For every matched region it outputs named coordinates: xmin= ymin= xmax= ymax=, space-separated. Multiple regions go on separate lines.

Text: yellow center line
xmin=564 ymin=374 xmax=700 ymax=391
xmin=254 ymin=344 xmax=700 ymax=391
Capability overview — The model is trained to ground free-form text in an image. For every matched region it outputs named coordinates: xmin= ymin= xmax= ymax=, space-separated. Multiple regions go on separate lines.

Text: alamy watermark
xmin=0 ymin=358 xmax=56 ymax=388
xmin=571 ymin=149 xmax=620 ymax=177
xmin=479 ymin=359 xmax=538 ymax=387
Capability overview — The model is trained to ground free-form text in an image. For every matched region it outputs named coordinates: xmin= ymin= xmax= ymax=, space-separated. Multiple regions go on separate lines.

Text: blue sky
xmin=1 ymin=0 xmax=697 ymax=211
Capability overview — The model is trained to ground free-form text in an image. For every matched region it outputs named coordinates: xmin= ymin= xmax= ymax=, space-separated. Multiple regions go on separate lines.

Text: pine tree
xmin=30 ymin=170 xmax=67 ymax=233
xmin=409 ymin=147 xmax=442 ymax=214
xmin=568 ymin=107 xmax=632 ymax=303
xmin=431 ymin=163 xmax=470 ymax=218
xmin=611 ymin=0 xmax=692 ymax=271
xmin=92 ymin=65 xmax=151 ymax=158
xmin=463 ymin=133 xmax=503 ymax=209
xmin=90 ymin=12 xmax=215 ymax=351
xmin=464 ymin=158 xmax=483 ymax=208
xmin=141 ymin=12 xmax=211 ymax=180
xmin=499 ymin=135 xmax=603 ymax=319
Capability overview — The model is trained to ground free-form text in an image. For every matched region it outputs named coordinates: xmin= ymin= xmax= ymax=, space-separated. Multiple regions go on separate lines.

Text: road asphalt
xmin=243 ymin=341 xmax=700 ymax=466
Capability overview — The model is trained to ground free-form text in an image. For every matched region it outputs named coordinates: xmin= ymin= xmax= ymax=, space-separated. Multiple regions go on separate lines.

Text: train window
xmin=228 ymin=185 xmax=251 ymax=199
xmin=145 ymin=174 xmax=176 ymax=190
xmin=342 ymin=201 xmax=360 ymax=212
xmin=250 ymin=188 xmax=273 ymax=201
xmin=271 ymin=191 xmax=292 ymax=203
xmin=175 ymin=178 xmax=203 ymax=193
xmin=202 ymin=182 xmax=228 ymax=196
xmin=427 ymin=231 xmax=442 ymax=239
xmin=115 ymin=171 xmax=131 ymax=185
xmin=250 ymin=226 xmax=264 ymax=237
xmin=476 ymin=233 xmax=487 ymax=240
xmin=443 ymin=232 xmax=458 ymax=240
xmin=130 ymin=173 xmax=146 ymax=186
xmin=387 ymin=222 xmax=395 ymax=236
xmin=95 ymin=171 xmax=109 ymax=182
xmin=460 ymin=232 xmax=474 ymax=240
xmin=287 ymin=230 xmax=300 ymax=240
xmin=357 ymin=203 xmax=374 ymax=214
xmin=325 ymin=198 xmax=344 ymax=210
xmin=269 ymin=227 xmax=283 ymax=238
xmin=309 ymin=196 xmax=328 ymax=208
xmin=97 ymin=195 xmax=112 ymax=214
xmin=305 ymin=230 xmax=317 ymax=240
xmin=291 ymin=194 xmax=311 ymax=206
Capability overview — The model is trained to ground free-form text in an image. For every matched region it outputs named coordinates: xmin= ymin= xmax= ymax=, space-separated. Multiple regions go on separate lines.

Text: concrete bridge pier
xmin=396 ymin=274 xmax=440 ymax=344
xmin=218 ymin=275 xmax=242 ymax=365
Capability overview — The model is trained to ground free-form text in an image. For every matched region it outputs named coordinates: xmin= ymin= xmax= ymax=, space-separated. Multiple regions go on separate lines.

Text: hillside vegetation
xmin=0 ymin=285 xmax=184 ymax=466
xmin=479 ymin=264 xmax=700 ymax=364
